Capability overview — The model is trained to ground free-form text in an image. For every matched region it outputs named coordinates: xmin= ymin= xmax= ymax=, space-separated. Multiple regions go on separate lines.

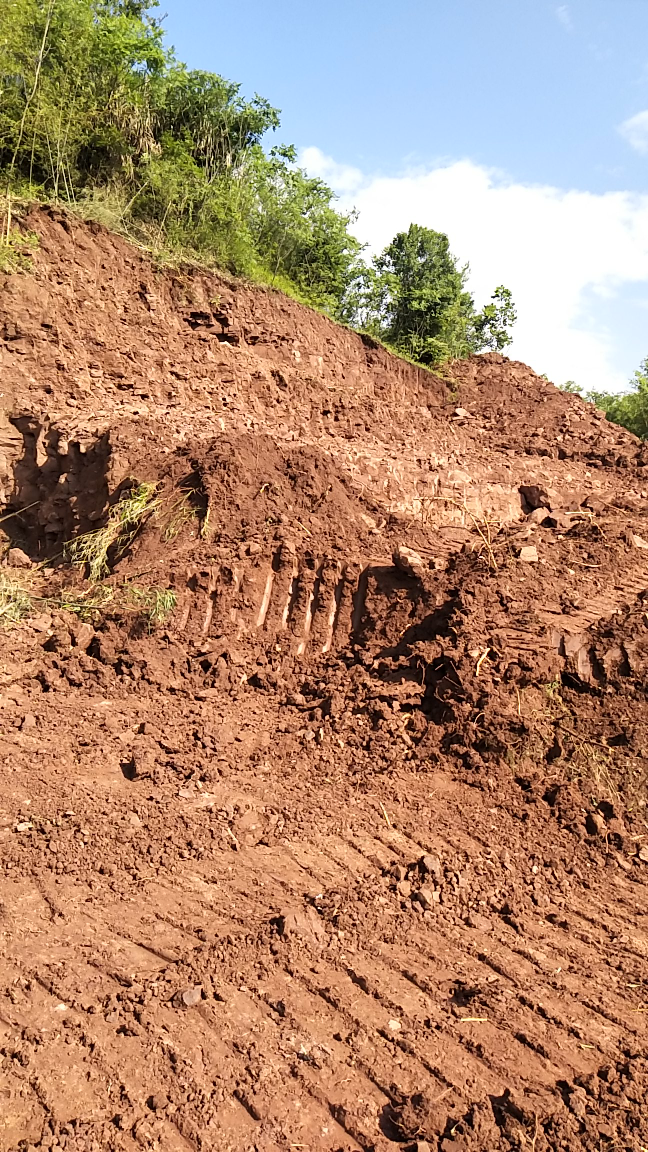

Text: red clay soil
xmin=0 ymin=206 xmax=648 ymax=1152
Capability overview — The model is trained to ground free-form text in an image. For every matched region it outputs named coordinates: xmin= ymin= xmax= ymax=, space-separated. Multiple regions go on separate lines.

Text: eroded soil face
xmin=0 ymin=207 xmax=647 ymax=1152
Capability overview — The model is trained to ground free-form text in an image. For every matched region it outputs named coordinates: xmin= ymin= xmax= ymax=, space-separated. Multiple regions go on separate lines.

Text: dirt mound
xmin=447 ymin=354 xmax=648 ymax=469
xmin=0 ymin=207 xmax=647 ymax=1152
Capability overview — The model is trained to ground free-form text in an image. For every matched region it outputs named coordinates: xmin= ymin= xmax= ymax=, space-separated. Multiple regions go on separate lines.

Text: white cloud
xmin=619 ymin=109 xmax=648 ymax=155
xmin=556 ymin=5 xmax=573 ymax=31
xmin=300 ymin=146 xmax=364 ymax=194
xmin=302 ymin=147 xmax=648 ymax=393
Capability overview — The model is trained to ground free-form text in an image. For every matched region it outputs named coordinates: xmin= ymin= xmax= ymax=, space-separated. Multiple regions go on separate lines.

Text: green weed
xmin=66 ymin=482 xmax=160 ymax=582
xmin=0 ymin=571 xmax=33 ymax=626
xmin=57 ymin=585 xmax=114 ymax=620
xmin=0 ymin=225 xmax=39 ymax=273
xmin=163 ymin=490 xmax=200 ymax=542
xmin=128 ymin=585 xmax=177 ymax=627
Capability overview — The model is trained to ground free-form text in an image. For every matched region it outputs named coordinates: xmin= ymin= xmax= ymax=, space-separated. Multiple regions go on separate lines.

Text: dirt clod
xmin=6 ymin=546 xmax=31 ymax=567
xmin=586 ymin=811 xmax=606 ymax=836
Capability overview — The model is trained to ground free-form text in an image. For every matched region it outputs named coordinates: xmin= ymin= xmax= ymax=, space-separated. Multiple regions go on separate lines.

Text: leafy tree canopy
xmin=0 ymin=1 xmax=515 ymax=361
xmin=586 ymin=358 xmax=648 ymax=440
xmin=340 ymin=224 xmax=516 ymax=364
xmin=0 ymin=0 xmax=362 ymax=309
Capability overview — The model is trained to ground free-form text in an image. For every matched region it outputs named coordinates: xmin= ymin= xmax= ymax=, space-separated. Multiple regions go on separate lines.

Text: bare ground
xmin=0 ymin=207 xmax=647 ymax=1152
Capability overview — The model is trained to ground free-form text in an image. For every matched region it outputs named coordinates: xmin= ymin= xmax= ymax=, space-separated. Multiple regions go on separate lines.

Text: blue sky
xmin=161 ymin=0 xmax=648 ymax=391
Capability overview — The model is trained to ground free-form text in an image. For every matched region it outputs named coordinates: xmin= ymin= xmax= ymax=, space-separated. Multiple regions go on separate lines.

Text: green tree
xmin=342 ymin=223 xmax=516 ymax=366
xmin=0 ymin=2 xmax=512 ymax=344
xmin=0 ymin=0 xmax=168 ymax=194
xmin=588 ymin=357 xmax=648 ymax=439
xmin=0 ymin=0 xmax=361 ymax=312
xmin=248 ymin=146 xmax=363 ymax=310
xmin=469 ymin=285 xmax=517 ymax=352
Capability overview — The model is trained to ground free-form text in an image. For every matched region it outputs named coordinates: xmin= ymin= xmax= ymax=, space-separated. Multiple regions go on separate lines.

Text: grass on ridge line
xmin=0 ymin=223 xmax=39 ymax=274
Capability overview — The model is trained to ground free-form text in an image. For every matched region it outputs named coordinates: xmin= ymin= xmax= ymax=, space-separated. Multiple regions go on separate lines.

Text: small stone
xmin=21 ymin=713 xmax=36 ymax=730
xmin=567 ymin=1086 xmax=588 ymax=1120
xmin=465 ymin=912 xmax=491 ymax=932
xmin=527 ymin=507 xmax=550 ymax=524
xmin=453 ymin=407 xmax=471 ymax=418
xmin=393 ymin=545 xmax=426 ymax=578
xmin=631 ymin=534 xmax=648 ymax=550
xmin=397 ymin=880 xmax=412 ymax=898
xmin=420 ymin=853 xmax=442 ymax=880
xmin=278 ymin=906 xmax=326 ymax=945
xmin=73 ymin=622 xmax=95 ymax=651
xmin=415 ymin=885 xmax=437 ymax=911
xmin=586 ymin=811 xmax=605 ymax=837
xmin=387 ymin=1018 xmax=401 ymax=1032
xmin=518 ymin=545 xmax=539 ymax=563
xmin=15 ymin=822 xmax=33 ymax=833
xmin=415 ymin=1143 xmax=433 ymax=1152
xmin=28 ymin=613 xmax=52 ymax=633
xmin=392 ymin=863 xmax=407 ymax=882
xmin=180 ymin=985 xmax=203 ymax=1007
xmin=637 ymin=846 xmax=648 ymax=864
xmin=7 ymin=547 xmax=32 ymax=568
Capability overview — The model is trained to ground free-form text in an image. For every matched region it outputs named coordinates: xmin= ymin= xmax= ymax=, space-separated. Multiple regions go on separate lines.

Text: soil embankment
xmin=0 ymin=206 xmax=647 ymax=1152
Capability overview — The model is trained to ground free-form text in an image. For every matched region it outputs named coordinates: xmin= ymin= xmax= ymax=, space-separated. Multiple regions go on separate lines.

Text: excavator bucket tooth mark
xmin=288 ymin=557 xmax=317 ymax=653
xmin=296 ymin=559 xmax=323 ymax=656
xmin=201 ymin=567 xmax=220 ymax=636
xmin=322 ymin=561 xmax=345 ymax=653
xmin=351 ymin=565 xmax=370 ymax=637
xmin=256 ymin=567 xmax=274 ymax=628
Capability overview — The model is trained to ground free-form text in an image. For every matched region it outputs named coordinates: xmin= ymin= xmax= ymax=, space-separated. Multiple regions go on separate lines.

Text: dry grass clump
xmin=162 ymin=490 xmax=200 ymax=542
xmin=0 ymin=571 xmax=33 ymax=626
xmin=127 ymin=585 xmax=177 ymax=626
xmin=66 ymin=482 xmax=160 ymax=581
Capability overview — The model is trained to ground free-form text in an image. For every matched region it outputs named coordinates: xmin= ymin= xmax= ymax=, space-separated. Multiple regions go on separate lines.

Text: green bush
xmin=0 ymin=1 xmax=514 ymax=361
xmin=0 ymin=0 xmax=361 ymax=309
xmin=587 ymin=359 xmax=648 ymax=440
xmin=559 ymin=359 xmax=648 ymax=440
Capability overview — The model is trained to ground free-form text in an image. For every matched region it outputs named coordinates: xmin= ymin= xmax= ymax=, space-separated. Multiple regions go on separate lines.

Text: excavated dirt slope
xmin=1 ymin=205 xmax=648 ymax=1152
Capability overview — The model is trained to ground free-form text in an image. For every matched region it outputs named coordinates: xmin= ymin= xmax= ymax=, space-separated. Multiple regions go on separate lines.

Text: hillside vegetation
xmin=5 ymin=0 xmax=644 ymax=431
xmin=561 ymin=358 xmax=648 ymax=441
xmin=0 ymin=0 xmax=516 ymax=361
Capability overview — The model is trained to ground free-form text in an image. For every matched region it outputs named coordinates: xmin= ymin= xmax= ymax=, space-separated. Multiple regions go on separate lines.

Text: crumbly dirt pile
xmin=0 ymin=206 xmax=647 ymax=1152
